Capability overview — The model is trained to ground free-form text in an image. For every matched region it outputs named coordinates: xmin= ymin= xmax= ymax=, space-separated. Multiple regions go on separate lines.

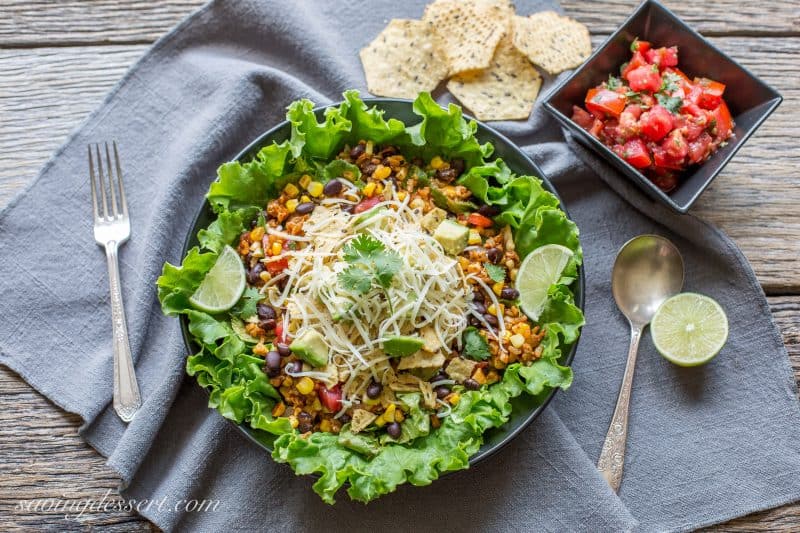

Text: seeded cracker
xmin=359 ymin=19 xmax=449 ymax=99
xmin=447 ymin=37 xmax=542 ymax=121
xmin=511 ymin=11 xmax=591 ymax=74
xmin=423 ymin=0 xmax=512 ymax=76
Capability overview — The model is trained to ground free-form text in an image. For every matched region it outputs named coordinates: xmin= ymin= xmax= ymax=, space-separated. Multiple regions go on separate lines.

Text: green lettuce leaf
xmin=207 ymin=142 xmax=292 ymax=211
xmin=197 ymin=207 xmax=258 ymax=254
xmin=156 ymin=247 xmax=218 ymax=315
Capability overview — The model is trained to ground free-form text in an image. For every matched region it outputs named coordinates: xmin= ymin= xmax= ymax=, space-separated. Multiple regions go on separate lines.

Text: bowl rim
xmin=178 ymin=96 xmax=585 ymax=473
xmin=542 ymin=0 xmax=783 ymax=213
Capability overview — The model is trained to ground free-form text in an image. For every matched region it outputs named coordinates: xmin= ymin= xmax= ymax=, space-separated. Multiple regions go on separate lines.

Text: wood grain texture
xmin=1 ymin=0 xmax=799 ymax=530
xmin=2 ymin=295 xmax=798 ymax=530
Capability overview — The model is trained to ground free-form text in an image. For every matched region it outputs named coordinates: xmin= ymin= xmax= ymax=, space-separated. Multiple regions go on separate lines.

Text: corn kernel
xmin=468 ymin=230 xmax=482 ymax=245
xmin=288 ymin=415 xmax=299 ymax=429
xmin=311 ymin=399 xmax=322 ymax=411
xmin=319 ymin=419 xmax=332 ymax=433
xmin=375 ymin=182 xmax=384 ymax=194
xmin=249 ymin=226 xmax=265 ymax=242
xmin=253 ymin=342 xmax=268 ymax=356
xmin=271 ymin=242 xmax=283 ymax=256
xmin=299 ymin=174 xmax=312 ymax=189
xmin=296 ymin=377 xmax=314 ymax=395
xmin=487 ymin=303 xmax=497 ymax=315
xmin=384 ymin=403 xmax=396 ymax=420
xmin=283 ymin=183 xmax=299 ymax=198
xmin=510 ymin=268 xmax=518 ymax=282
xmin=510 ymin=334 xmax=525 ymax=348
xmin=300 ymin=195 xmax=311 ymax=203
xmin=473 ymin=367 xmax=487 ymax=385
xmin=286 ymin=198 xmax=299 ymax=213
xmin=307 ymin=181 xmax=324 ymax=197
xmin=397 ymin=190 xmax=407 ymax=201
xmin=259 ymin=271 xmax=271 ymax=282
xmin=492 ymin=281 xmax=504 ymax=296
xmin=363 ymin=182 xmax=377 ymax=197
xmin=394 ymin=410 xmax=405 ymax=422
xmin=446 ymin=392 xmax=461 ymax=405
xmin=272 ymin=402 xmax=286 ymax=417
xmin=373 ymin=164 xmax=391 ymax=180
xmin=430 ymin=156 xmax=445 ymax=169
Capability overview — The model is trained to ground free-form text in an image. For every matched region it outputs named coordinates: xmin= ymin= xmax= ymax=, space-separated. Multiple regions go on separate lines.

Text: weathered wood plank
xmin=0 ymin=0 xmax=797 ymax=47
xmin=1 ymin=295 xmax=797 ymax=529
xmin=1 ymin=37 xmax=797 ymax=291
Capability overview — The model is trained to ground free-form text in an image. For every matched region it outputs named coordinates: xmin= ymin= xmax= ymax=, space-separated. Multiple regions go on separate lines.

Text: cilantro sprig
xmin=338 ymin=235 xmax=402 ymax=301
xmin=485 ymin=264 xmax=506 ymax=283
xmin=656 ymin=93 xmax=683 ymax=114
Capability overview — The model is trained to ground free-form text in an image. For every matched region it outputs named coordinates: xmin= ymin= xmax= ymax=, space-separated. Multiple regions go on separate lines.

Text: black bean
xmin=246 ymin=262 xmax=264 ymax=284
xmin=469 ymin=316 xmax=482 ymax=327
xmin=478 ymin=204 xmax=500 ymax=217
xmin=361 ymin=163 xmax=377 ymax=175
xmin=464 ymin=378 xmax=480 ymax=391
xmin=339 ymin=413 xmax=351 ymax=424
xmin=386 ymin=422 xmax=402 ymax=439
xmin=435 ymin=385 xmax=451 ymax=400
xmin=366 ymin=381 xmax=382 ymax=399
xmin=500 ymin=287 xmax=520 ymax=300
xmin=350 ymin=143 xmax=365 ymax=159
xmin=473 ymin=291 xmax=485 ymax=303
xmin=484 ymin=314 xmax=499 ymax=327
xmin=298 ymin=411 xmax=313 ymax=423
xmin=379 ymin=146 xmax=397 ymax=157
xmin=430 ymin=370 xmax=448 ymax=382
xmin=257 ymin=303 xmax=276 ymax=320
xmin=435 ymin=167 xmax=457 ymax=183
xmin=276 ymin=342 xmax=291 ymax=357
xmin=296 ymin=202 xmax=315 ymax=215
xmin=285 ymin=360 xmax=302 ymax=374
xmin=259 ymin=318 xmax=276 ymax=331
xmin=472 ymin=302 xmax=486 ymax=315
xmin=323 ymin=179 xmax=343 ymax=196
xmin=451 ymin=158 xmax=466 ymax=176
xmin=266 ymin=351 xmax=281 ymax=372
xmin=486 ymin=248 xmax=502 ymax=264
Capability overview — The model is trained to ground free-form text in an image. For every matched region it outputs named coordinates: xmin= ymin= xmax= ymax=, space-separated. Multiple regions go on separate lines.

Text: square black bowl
xmin=543 ymin=0 xmax=782 ymax=213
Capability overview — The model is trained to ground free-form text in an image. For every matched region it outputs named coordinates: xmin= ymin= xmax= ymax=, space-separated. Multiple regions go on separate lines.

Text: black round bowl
xmin=179 ymin=98 xmax=585 ymax=469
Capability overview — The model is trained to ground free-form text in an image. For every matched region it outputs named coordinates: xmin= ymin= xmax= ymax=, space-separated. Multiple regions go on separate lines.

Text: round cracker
xmin=423 ymin=0 xmax=512 ymax=76
xmin=359 ymin=19 xmax=449 ymax=99
xmin=447 ymin=37 xmax=542 ymax=121
xmin=511 ymin=11 xmax=591 ymax=74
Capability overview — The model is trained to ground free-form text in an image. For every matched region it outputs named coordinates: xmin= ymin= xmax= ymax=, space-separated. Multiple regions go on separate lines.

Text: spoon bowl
xmin=612 ymin=235 xmax=685 ymax=326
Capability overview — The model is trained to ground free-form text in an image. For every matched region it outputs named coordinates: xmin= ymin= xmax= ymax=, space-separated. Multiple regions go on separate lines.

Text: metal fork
xmin=89 ymin=142 xmax=142 ymax=422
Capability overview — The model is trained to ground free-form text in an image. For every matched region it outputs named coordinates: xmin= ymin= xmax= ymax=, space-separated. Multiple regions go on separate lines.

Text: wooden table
xmin=1 ymin=1 xmax=797 ymax=530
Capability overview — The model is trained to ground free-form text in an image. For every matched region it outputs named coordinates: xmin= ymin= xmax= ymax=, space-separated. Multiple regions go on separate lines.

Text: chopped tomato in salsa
xmin=572 ymin=39 xmax=734 ymax=192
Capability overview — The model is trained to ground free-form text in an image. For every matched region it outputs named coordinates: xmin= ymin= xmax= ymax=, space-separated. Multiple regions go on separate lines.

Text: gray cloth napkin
xmin=1 ymin=0 xmax=799 ymax=531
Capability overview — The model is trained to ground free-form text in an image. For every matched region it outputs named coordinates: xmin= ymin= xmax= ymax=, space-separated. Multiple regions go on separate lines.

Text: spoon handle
xmin=597 ymin=323 xmax=643 ymax=492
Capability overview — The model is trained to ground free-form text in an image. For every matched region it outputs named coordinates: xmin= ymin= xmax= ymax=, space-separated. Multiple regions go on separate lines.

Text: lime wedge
xmin=516 ymin=244 xmax=574 ymax=321
xmin=651 ymin=293 xmax=728 ymax=367
xmin=189 ymin=245 xmax=246 ymax=313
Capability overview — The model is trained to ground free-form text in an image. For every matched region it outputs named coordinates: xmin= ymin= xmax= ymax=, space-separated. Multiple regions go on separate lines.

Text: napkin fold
xmin=1 ymin=0 xmax=799 ymax=531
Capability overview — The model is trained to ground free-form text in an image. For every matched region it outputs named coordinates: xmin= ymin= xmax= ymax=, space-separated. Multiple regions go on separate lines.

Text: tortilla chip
xmin=511 ymin=11 xmax=591 ymax=74
xmin=423 ymin=0 xmax=512 ymax=75
xmin=447 ymin=37 xmax=542 ymax=121
xmin=359 ymin=19 xmax=449 ymax=99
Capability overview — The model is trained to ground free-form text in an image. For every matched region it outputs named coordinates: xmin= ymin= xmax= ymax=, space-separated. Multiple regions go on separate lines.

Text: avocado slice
xmin=382 ymin=335 xmax=425 ymax=357
xmin=420 ymin=206 xmax=448 ymax=233
xmin=430 ymin=186 xmax=478 ymax=215
xmin=353 ymin=206 xmax=388 ymax=228
xmin=433 ymin=219 xmax=469 ymax=255
xmin=289 ymin=329 xmax=329 ymax=368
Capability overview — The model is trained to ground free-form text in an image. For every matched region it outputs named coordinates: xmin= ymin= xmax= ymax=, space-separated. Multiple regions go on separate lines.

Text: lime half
xmin=516 ymin=244 xmax=574 ymax=321
xmin=189 ymin=245 xmax=246 ymax=313
xmin=651 ymin=293 xmax=728 ymax=367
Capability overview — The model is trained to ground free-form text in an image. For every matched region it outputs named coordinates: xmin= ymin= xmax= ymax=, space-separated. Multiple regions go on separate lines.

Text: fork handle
xmin=105 ymin=240 xmax=142 ymax=422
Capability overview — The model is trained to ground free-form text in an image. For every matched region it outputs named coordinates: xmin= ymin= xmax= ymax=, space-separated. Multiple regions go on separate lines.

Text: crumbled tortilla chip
xmin=423 ymin=0 xmax=511 ymax=75
xmin=447 ymin=37 xmax=542 ymax=121
xmin=359 ymin=19 xmax=449 ymax=99
xmin=511 ymin=11 xmax=591 ymax=74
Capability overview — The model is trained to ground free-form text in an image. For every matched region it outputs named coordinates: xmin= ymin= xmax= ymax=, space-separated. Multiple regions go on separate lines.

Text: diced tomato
xmin=682 ymin=118 xmax=706 ymax=142
xmin=639 ymin=104 xmax=674 ymax=142
xmin=353 ymin=196 xmax=381 ymax=214
xmin=621 ymin=51 xmax=648 ymax=79
xmin=571 ymin=105 xmax=595 ymax=129
xmin=650 ymin=169 xmax=679 ymax=192
xmin=652 ymin=146 xmax=684 ymax=170
xmin=695 ymin=78 xmax=726 ymax=110
xmin=266 ymin=256 xmax=289 ymax=275
xmin=318 ymin=385 xmax=342 ymax=412
xmin=589 ymin=118 xmax=604 ymax=138
xmin=663 ymin=130 xmax=689 ymax=161
xmin=626 ymin=65 xmax=662 ymax=92
xmin=644 ymin=46 xmax=679 ymax=68
xmin=631 ymin=39 xmax=651 ymax=53
xmin=274 ymin=322 xmax=286 ymax=344
xmin=467 ymin=213 xmax=493 ymax=228
xmin=688 ymin=132 xmax=713 ymax=164
xmin=711 ymin=100 xmax=733 ymax=142
xmin=585 ymin=88 xmax=627 ymax=118
xmin=618 ymin=107 xmax=641 ymax=140
xmin=621 ymin=138 xmax=651 ymax=169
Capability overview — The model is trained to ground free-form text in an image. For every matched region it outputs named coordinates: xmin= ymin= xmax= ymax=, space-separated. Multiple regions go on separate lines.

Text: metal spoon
xmin=597 ymin=235 xmax=684 ymax=491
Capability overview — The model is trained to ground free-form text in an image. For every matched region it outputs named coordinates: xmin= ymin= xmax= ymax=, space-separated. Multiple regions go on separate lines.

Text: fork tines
xmin=88 ymin=141 xmax=128 ymax=222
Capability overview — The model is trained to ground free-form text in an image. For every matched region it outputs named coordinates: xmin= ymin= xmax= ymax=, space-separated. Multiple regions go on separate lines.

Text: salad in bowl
xmin=157 ymin=91 xmax=584 ymax=503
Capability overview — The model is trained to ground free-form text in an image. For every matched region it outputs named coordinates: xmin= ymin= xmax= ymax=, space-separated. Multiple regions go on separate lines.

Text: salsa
xmin=571 ymin=39 xmax=734 ymax=192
